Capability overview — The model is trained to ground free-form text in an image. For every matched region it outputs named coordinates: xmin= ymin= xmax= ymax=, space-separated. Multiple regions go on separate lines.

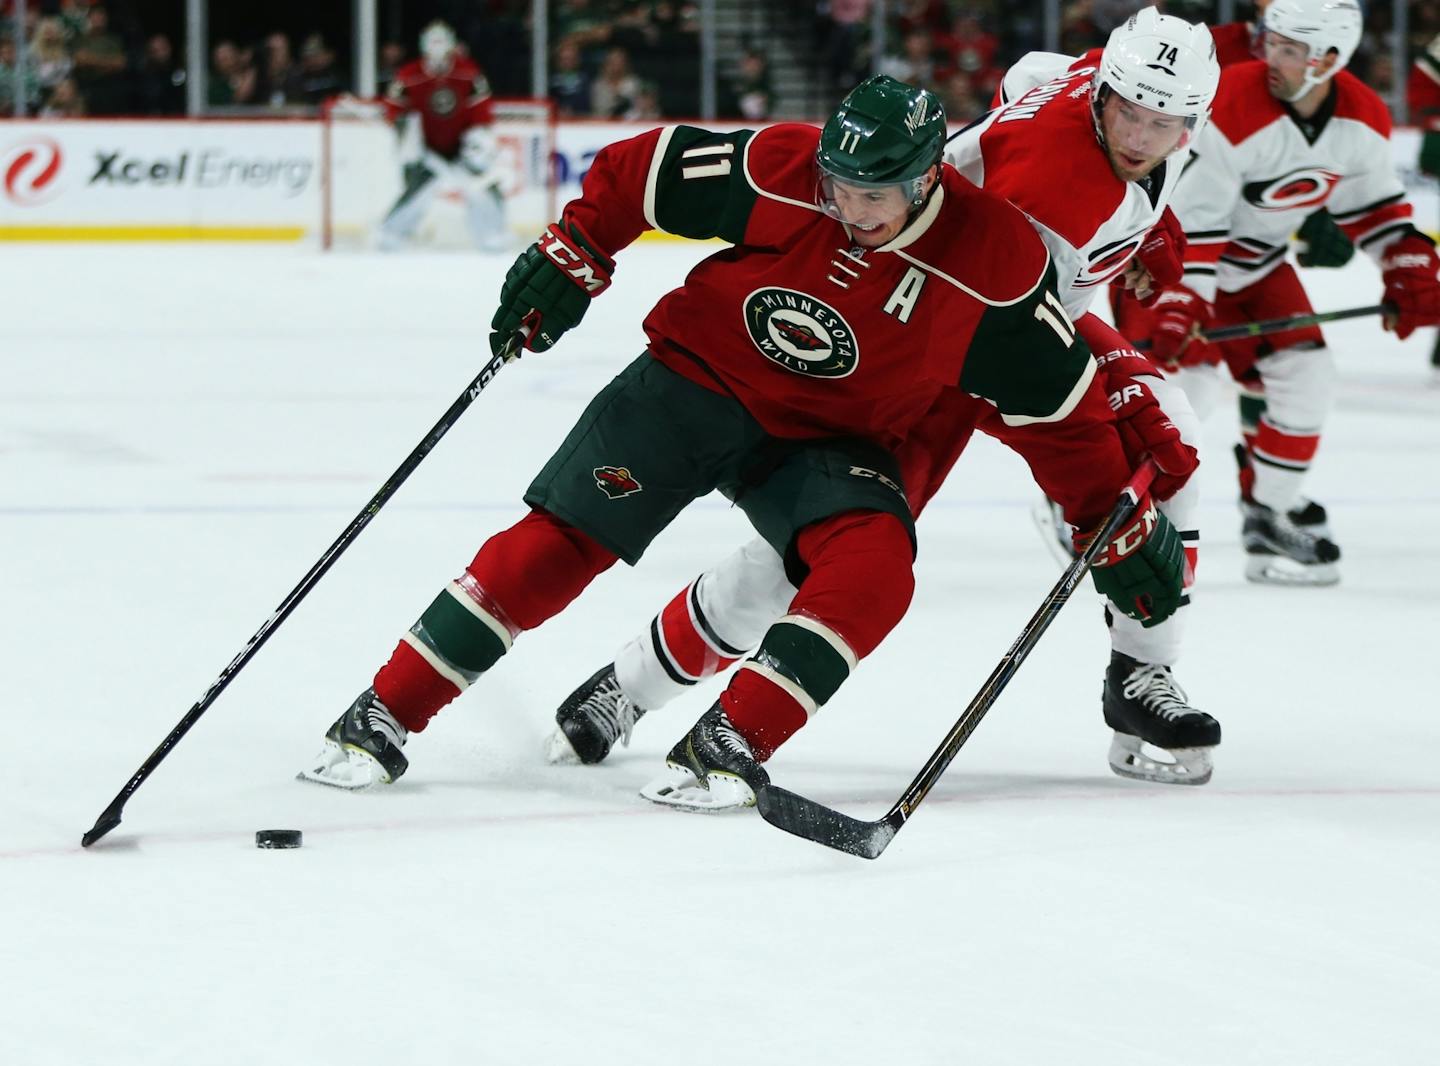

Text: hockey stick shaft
xmin=81 ymin=333 xmax=525 ymax=847
xmin=1135 ymin=303 xmax=1391 ymax=351
xmin=756 ymin=460 xmax=1159 ymax=859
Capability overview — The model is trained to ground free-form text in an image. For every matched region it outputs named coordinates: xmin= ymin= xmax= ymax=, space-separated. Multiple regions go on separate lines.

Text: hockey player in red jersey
xmin=298 ymin=77 xmax=1187 ymax=805
xmin=547 ymin=10 xmax=1226 ymax=794
xmin=1137 ymin=0 xmax=1440 ymax=585
xmin=375 ymin=21 xmax=509 ymax=252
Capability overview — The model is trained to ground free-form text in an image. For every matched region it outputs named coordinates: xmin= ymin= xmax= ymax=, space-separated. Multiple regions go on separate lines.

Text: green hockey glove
xmin=1295 ymin=210 xmax=1354 ymax=269
xmin=490 ymin=220 xmax=614 ymax=355
xmin=1420 ymin=131 xmax=1440 ymax=179
xmin=1075 ymin=494 xmax=1185 ymax=628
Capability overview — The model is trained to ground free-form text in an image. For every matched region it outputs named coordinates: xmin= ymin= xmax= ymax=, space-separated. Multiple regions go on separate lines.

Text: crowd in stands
xmin=1 ymin=1 xmax=1436 ymax=125
xmin=1 ymin=1 xmax=185 ymax=116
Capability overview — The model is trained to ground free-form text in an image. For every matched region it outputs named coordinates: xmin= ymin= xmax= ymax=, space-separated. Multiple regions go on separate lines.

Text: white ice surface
xmin=4 ymin=244 xmax=1439 ymax=1066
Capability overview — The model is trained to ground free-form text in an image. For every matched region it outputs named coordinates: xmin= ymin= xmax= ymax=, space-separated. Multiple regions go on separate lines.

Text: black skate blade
xmin=755 ymin=784 xmax=898 ymax=860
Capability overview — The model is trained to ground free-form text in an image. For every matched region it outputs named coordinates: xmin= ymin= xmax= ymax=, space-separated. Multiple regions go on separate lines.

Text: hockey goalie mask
xmin=816 ymin=75 xmax=945 ymax=245
xmin=420 ymin=21 xmax=457 ymax=73
xmin=1262 ymin=0 xmax=1362 ymax=102
xmin=1091 ymin=6 xmax=1219 ymax=176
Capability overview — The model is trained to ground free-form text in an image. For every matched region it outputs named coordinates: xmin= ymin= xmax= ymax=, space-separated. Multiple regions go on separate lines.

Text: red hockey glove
xmin=1149 ymin=285 xmax=1215 ymax=369
xmin=1131 ymin=207 xmax=1187 ymax=305
xmin=1105 ymin=372 xmax=1198 ymax=501
xmin=490 ymin=220 xmax=614 ymax=355
xmin=1380 ymin=233 xmax=1440 ymax=340
xmin=1074 ymin=493 xmax=1184 ymax=628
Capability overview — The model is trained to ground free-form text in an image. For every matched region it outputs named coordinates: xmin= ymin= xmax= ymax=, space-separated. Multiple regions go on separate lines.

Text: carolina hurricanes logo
xmin=743 ymin=287 xmax=859 ymax=378
xmin=593 ymin=465 xmax=642 ymax=499
xmin=1075 ymin=234 xmax=1147 ymax=289
xmin=1242 ymin=168 xmax=1342 ymax=212
xmin=2 ymin=137 xmax=64 ymax=206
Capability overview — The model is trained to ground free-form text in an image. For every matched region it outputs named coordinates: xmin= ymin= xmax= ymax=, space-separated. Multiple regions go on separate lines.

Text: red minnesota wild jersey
xmin=383 ymin=56 xmax=494 ymax=159
xmin=562 ymin=123 xmax=1101 ymax=454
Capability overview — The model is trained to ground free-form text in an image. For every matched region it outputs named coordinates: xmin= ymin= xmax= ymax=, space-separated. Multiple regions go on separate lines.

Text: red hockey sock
xmin=372 ymin=508 xmax=619 ymax=732
xmin=719 ymin=511 xmax=915 ymax=760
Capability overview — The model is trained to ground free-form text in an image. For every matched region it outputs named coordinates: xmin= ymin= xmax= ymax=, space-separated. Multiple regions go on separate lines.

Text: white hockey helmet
xmin=1093 ymin=6 xmax=1219 ymax=149
xmin=420 ymin=20 xmax=457 ymax=69
xmin=1262 ymin=0 xmax=1363 ymax=100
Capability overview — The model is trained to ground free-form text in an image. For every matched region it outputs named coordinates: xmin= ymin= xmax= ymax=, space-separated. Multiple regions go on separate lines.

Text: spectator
xmin=880 ymin=29 xmax=941 ymax=89
xmin=623 ymin=79 xmax=663 ymax=120
xmin=40 ymin=74 xmax=85 ymax=116
xmin=297 ymin=33 xmax=344 ymax=104
xmin=378 ymin=40 xmax=405 ymax=97
xmin=57 ymin=0 xmax=89 ymax=45
xmin=208 ymin=40 xmax=257 ymax=107
xmin=29 ymin=16 xmax=74 ymax=98
xmin=825 ymin=0 xmax=871 ymax=92
xmin=258 ymin=31 xmax=301 ymax=107
xmin=549 ymin=37 xmax=590 ymax=117
xmin=0 ymin=35 xmax=43 ymax=114
xmin=938 ymin=68 xmax=983 ymax=125
xmin=136 ymin=33 xmax=186 ymax=115
xmin=72 ymin=5 xmax=129 ymax=114
xmin=590 ymin=44 xmax=642 ymax=119
xmin=554 ymin=0 xmax=611 ymax=54
xmin=727 ymin=48 xmax=773 ymax=121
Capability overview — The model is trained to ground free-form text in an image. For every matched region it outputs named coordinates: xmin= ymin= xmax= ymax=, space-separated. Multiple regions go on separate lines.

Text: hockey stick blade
xmin=756 ymin=785 xmax=898 ymax=859
xmin=755 ymin=461 xmax=1158 ymax=860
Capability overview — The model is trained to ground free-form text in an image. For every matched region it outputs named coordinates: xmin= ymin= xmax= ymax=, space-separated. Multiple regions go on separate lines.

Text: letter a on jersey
xmin=883 ymin=266 xmax=928 ymax=323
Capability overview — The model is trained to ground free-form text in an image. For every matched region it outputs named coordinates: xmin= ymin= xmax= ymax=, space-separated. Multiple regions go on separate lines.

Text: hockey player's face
xmin=1099 ymin=95 xmax=1188 ymax=182
xmin=1262 ymin=33 xmax=1314 ymax=100
xmin=823 ymin=176 xmax=922 ymax=247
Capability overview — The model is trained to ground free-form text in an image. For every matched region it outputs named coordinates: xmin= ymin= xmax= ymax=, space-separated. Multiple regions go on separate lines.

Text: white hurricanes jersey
xmin=946 ymin=49 xmax=1188 ymax=320
xmin=1173 ymin=62 xmax=1413 ymax=299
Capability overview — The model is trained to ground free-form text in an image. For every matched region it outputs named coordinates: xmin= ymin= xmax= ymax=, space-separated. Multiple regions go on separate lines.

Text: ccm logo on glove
xmin=539 ymin=225 xmax=612 ymax=295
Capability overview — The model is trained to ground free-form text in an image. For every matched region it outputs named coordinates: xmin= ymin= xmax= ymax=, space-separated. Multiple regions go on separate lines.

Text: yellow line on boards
xmin=0 ymin=226 xmax=307 ymax=241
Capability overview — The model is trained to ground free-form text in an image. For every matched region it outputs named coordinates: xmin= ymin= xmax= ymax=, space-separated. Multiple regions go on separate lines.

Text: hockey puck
xmin=255 ymin=829 xmax=303 ymax=849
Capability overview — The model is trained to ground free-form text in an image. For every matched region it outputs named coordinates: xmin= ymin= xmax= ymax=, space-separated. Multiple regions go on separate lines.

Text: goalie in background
xmin=376 ymin=21 xmax=512 ymax=252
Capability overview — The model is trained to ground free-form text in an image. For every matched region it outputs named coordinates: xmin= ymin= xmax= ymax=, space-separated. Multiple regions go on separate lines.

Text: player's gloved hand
xmin=1131 ymin=207 xmax=1187 ymax=305
xmin=490 ymin=220 xmax=614 ymax=355
xmin=1074 ymin=495 xmax=1184 ymax=628
xmin=1380 ymin=233 xmax=1440 ymax=340
xmin=1105 ymin=371 xmax=1198 ymax=500
xmin=1294 ymin=209 xmax=1354 ymax=268
xmin=1149 ymin=285 xmax=1215 ymax=369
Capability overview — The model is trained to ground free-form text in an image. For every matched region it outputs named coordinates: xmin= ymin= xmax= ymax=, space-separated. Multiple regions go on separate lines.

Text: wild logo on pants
xmin=594 ymin=466 xmax=643 ymax=499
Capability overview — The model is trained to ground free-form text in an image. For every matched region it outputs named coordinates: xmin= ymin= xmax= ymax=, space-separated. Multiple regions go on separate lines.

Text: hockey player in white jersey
xmin=1134 ymin=0 xmax=1440 ymax=585
xmin=547 ymin=9 xmax=1226 ymax=791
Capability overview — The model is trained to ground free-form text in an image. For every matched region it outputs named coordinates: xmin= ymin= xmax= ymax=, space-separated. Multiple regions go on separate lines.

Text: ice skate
xmin=1241 ymin=500 xmax=1340 ymax=586
xmin=297 ymin=688 xmax=409 ymax=789
xmin=640 ymin=703 xmax=769 ymax=813
xmin=545 ymin=663 xmax=648 ymax=765
xmin=1103 ymin=652 xmax=1219 ymax=786
xmin=1030 ymin=495 xmax=1079 ymax=567
xmin=1234 ymin=444 xmax=1331 ymax=537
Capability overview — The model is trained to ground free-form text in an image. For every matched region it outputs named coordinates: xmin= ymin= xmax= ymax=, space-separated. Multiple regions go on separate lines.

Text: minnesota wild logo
xmin=743 ymin=287 xmax=859 ymax=378
xmin=593 ymin=465 xmax=642 ymax=499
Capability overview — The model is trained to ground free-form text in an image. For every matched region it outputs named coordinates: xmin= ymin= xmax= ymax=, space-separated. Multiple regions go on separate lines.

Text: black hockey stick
xmin=80 ymin=329 xmax=527 ymax=847
xmin=755 ymin=460 xmax=1159 ymax=860
xmin=1135 ymin=303 xmax=1391 ymax=351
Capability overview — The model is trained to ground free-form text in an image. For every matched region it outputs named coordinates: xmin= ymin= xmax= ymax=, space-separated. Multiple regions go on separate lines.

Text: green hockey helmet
xmin=816 ymin=75 xmax=946 ymax=213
